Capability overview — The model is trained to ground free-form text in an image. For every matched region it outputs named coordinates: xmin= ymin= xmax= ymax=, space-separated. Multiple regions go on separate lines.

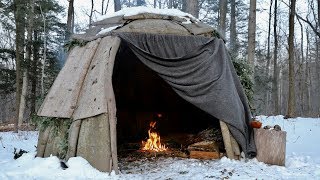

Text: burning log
xmin=141 ymin=121 xmax=167 ymax=152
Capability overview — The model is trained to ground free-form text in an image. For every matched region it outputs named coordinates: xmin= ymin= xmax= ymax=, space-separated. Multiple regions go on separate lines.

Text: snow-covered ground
xmin=0 ymin=116 xmax=320 ymax=179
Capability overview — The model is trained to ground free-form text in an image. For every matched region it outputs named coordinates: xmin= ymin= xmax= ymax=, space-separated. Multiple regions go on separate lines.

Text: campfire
xmin=141 ymin=118 xmax=167 ymax=152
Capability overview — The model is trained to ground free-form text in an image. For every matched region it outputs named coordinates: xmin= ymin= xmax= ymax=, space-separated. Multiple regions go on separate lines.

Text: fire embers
xmin=141 ymin=121 xmax=167 ymax=152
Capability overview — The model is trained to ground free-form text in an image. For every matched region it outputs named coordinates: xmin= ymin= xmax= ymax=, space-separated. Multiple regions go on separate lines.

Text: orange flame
xmin=142 ymin=121 xmax=167 ymax=152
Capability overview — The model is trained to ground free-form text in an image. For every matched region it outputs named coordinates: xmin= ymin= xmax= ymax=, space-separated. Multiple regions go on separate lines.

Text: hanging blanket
xmin=117 ymin=32 xmax=256 ymax=158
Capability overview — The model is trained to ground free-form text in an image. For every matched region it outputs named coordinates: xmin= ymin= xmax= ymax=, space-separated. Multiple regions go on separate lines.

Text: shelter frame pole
xmin=105 ymin=37 xmax=121 ymax=174
xmin=219 ymin=120 xmax=236 ymax=159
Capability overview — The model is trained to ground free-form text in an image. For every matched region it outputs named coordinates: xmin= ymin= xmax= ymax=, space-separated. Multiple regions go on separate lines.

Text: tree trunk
xmin=317 ymin=0 xmax=320 ymax=115
xmin=66 ymin=0 xmax=74 ymax=40
xmin=185 ymin=0 xmax=199 ymax=18
xmin=219 ymin=0 xmax=227 ymax=37
xmin=297 ymin=17 xmax=304 ymax=116
xmin=114 ymin=0 xmax=121 ymax=12
xmin=305 ymin=29 xmax=311 ymax=115
xmin=287 ymin=0 xmax=296 ymax=118
xmin=89 ymin=0 xmax=94 ymax=27
xmin=39 ymin=5 xmax=46 ymax=98
xmin=18 ymin=0 xmax=34 ymax=127
xmin=18 ymin=71 xmax=28 ymax=127
xmin=13 ymin=0 xmax=26 ymax=133
xmin=182 ymin=0 xmax=186 ymax=12
xmin=229 ymin=0 xmax=237 ymax=58
xmin=168 ymin=0 xmax=173 ymax=8
xmin=137 ymin=0 xmax=146 ymax=6
xmin=272 ymin=0 xmax=280 ymax=115
xmin=30 ymin=31 xmax=39 ymax=115
xmin=247 ymin=0 xmax=256 ymax=75
xmin=264 ymin=0 xmax=273 ymax=115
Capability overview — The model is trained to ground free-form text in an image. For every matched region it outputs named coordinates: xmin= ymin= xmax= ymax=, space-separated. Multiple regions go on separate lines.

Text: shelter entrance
xmin=112 ymin=42 xmax=224 ymax=158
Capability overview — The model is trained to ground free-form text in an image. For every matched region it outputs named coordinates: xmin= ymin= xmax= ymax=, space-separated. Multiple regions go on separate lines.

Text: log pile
xmin=188 ymin=141 xmax=220 ymax=159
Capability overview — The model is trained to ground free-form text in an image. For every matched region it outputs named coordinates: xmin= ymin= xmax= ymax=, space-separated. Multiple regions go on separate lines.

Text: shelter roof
xmin=72 ymin=7 xmax=220 ymax=42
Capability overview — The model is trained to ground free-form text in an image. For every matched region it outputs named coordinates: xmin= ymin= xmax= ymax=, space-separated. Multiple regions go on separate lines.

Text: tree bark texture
xmin=247 ymin=0 xmax=256 ymax=75
xmin=30 ymin=31 xmax=39 ymax=115
xmin=66 ymin=0 xmax=74 ymax=40
xmin=272 ymin=0 xmax=280 ymax=115
xmin=185 ymin=0 xmax=199 ymax=18
xmin=264 ymin=0 xmax=273 ymax=115
xmin=13 ymin=0 xmax=26 ymax=133
xmin=114 ymin=0 xmax=121 ymax=12
xmin=287 ymin=0 xmax=296 ymax=118
xmin=229 ymin=0 xmax=237 ymax=58
xmin=18 ymin=71 xmax=28 ymax=126
xmin=219 ymin=0 xmax=227 ymax=37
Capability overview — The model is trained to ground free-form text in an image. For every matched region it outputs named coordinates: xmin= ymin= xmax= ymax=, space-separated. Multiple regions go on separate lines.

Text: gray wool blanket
xmin=117 ymin=32 xmax=256 ymax=158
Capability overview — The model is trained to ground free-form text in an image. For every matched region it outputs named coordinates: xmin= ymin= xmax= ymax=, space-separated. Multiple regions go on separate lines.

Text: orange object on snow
xmin=250 ymin=120 xmax=262 ymax=128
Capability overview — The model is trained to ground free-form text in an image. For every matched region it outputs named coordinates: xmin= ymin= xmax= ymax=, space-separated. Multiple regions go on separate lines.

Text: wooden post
xmin=230 ymin=135 xmax=240 ymax=160
xmin=105 ymin=36 xmax=121 ymax=174
xmin=219 ymin=120 xmax=235 ymax=159
xmin=254 ymin=128 xmax=286 ymax=166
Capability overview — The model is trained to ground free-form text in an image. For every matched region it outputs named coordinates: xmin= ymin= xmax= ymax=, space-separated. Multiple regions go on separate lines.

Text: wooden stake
xmin=219 ymin=120 xmax=235 ymax=159
xmin=230 ymin=134 xmax=240 ymax=159
xmin=105 ymin=36 xmax=121 ymax=174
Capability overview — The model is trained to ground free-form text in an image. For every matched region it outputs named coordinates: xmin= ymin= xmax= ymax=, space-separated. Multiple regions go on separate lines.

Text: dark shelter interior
xmin=112 ymin=42 xmax=221 ymax=151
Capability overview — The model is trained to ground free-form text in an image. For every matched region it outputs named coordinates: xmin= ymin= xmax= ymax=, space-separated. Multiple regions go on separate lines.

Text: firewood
xmin=189 ymin=151 xmax=220 ymax=160
xmin=187 ymin=141 xmax=219 ymax=152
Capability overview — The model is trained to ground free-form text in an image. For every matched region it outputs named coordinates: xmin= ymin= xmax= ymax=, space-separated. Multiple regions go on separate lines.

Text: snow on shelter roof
xmin=72 ymin=7 xmax=219 ymax=42
xmin=97 ymin=6 xmax=198 ymax=22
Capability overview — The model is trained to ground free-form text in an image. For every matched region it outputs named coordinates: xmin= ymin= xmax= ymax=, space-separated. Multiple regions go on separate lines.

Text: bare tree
xmin=287 ymin=0 xmax=296 ymax=118
xmin=185 ymin=0 xmax=199 ymax=18
xmin=247 ymin=0 xmax=256 ymax=75
xmin=264 ymin=0 xmax=273 ymax=115
xmin=66 ymin=0 xmax=74 ymax=40
xmin=272 ymin=0 xmax=280 ymax=115
xmin=18 ymin=0 xmax=34 ymax=127
xmin=305 ymin=28 xmax=311 ymax=115
xmin=229 ymin=0 xmax=237 ymax=58
xmin=114 ymin=0 xmax=121 ymax=12
xmin=219 ymin=0 xmax=227 ymax=37
xmin=13 ymin=0 xmax=26 ymax=132
xmin=89 ymin=0 xmax=94 ymax=27
xmin=39 ymin=5 xmax=47 ymax=98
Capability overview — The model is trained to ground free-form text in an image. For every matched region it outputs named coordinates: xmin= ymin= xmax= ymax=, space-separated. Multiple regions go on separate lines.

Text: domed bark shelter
xmin=36 ymin=7 xmax=256 ymax=173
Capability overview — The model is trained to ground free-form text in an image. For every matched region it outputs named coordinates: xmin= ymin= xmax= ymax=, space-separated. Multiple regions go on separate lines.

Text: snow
xmin=1 ymin=116 xmax=320 ymax=179
xmin=97 ymin=25 xmax=121 ymax=36
xmin=96 ymin=6 xmax=197 ymax=23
